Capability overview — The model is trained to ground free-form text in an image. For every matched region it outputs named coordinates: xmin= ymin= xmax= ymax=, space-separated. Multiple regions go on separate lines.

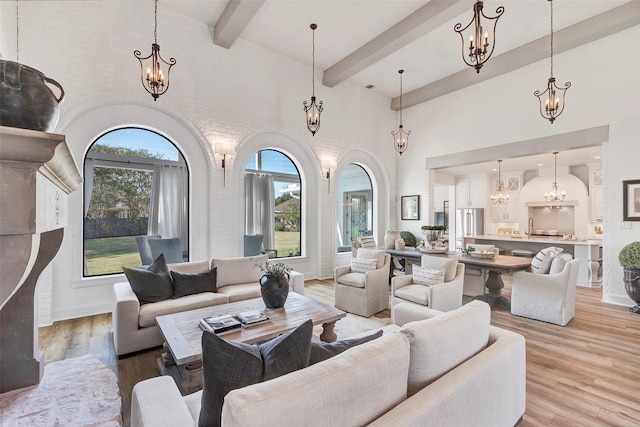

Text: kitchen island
xmin=466 ymin=235 xmax=602 ymax=287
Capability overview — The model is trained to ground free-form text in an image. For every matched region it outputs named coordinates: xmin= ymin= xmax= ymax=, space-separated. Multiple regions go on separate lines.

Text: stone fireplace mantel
xmin=0 ymin=126 xmax=82 ymax=393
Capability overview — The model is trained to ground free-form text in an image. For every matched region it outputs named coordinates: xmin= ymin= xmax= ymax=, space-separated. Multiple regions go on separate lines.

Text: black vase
xmin=623 ymin=267 xmax=640 ymax=314
xmin=259 ymin=274 xmax=289 ymax=308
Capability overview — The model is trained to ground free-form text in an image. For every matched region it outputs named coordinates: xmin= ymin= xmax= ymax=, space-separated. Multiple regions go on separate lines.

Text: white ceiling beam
xmin=393 ymin=2 xmax=640 ymax=110
xmin=214 ymin=0 xmax=265 ymax=49
xmin=322 ymin=0 xmax=473 ymax=88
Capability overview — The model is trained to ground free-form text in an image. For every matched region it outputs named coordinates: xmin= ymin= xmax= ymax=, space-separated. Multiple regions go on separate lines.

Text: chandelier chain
xmin=154 ymin=0 xmax=158 ymax=44
xmin=550 ymin=0 xmax=554 ymax=77
xmin=399 ymin=71 xmax=403 ymax=125
xmin=16 ymin=0 xmax=19 ymax=62
xmin=312 ymin=26 xmax=315 ymax=96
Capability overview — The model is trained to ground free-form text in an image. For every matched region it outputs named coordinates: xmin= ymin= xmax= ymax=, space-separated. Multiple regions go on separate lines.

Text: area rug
xmin=0 ymin=354 xmax=122 ymax=426
xmin=313 ymin=312 xmax=392 ymax=340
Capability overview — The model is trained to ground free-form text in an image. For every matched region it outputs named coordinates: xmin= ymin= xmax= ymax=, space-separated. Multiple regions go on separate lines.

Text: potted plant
xmin=254 ymin=259 xmax=293 ymax=308
xmin=421 ymin=225 xmax=446 ymax=249
xmin=619 ymin=241 xmax=640 ymax=313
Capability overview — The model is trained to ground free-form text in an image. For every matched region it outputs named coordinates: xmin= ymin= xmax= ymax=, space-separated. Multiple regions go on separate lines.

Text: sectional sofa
xmin=130 ymin=300 xmax=526 ymax=426
xmin=112 ymin=254 xmax=304 ymax=357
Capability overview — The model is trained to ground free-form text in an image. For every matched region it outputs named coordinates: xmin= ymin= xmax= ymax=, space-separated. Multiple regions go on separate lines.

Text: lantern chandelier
xmin=544 ymin=152 xmax=566 ymax=208
xmin=490 ymin=160 xmax=509 ymax=205
xmin=392 ymin=69 xmax=411 ymax=155
xmin=134 ymin=0 xmax=176 ymax=101
xmin=454 ymin=1 xmax=504 ymax=73
xmin=535 ymin=0 xmax=570 ymax=123
xmin=303 ymin=23 xmax=323 ymax=136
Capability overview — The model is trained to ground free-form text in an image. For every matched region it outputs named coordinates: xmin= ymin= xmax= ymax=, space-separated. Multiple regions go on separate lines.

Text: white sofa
xmin=131 ymin=300 xmax=526 ymax=427
xmin=112 ymin=254 xmax=304 ymax=357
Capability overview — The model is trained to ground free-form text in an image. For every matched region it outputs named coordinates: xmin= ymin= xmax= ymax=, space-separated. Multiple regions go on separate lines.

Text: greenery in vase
xmin=400 ymin=231 xmax=417 ymax=247
xmin=619 ymin=241 xmax=640 ymax=268
xmin=421 ymin=225 xmax=446 ymax=231
xmin=461 ymin=246 xmax=476 ymax=256
xmin=254 ymin=259 xmax=293 ymax=279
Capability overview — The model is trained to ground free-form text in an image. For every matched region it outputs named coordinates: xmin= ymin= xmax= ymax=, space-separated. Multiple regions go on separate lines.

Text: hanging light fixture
xmin=454 ymin=1 xmax=504 ymax=73
xmin=303 ymin=23 xmax=323 ymax=136
xmin=544 ymin=151 xmax=566 ymax=208
xmin=535 ymin=0 xmax=570 ymax=123
xmin=134 ymin=0 xmax=176 ymax=101
xmin=490 ymin=160 xmax=509 ymax=205
xmin=391 ymin=69 xmax=411 ymax=155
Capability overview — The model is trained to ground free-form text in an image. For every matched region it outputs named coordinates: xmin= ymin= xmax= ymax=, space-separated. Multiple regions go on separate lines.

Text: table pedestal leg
xmin=473 ymin=271 xmax=511 ymax=309
xmin=320 ymin=321 xmax=337 ymax=342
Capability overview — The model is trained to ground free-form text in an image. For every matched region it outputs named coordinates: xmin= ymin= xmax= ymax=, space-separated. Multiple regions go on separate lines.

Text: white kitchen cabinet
xmin=489 ymin=174 xmax=520 ymax=221
xmin=456 ymin=176 xmax=485 ymax=208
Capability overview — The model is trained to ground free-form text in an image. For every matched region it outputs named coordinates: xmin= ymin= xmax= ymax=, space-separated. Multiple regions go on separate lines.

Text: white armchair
xmin=463 ymin=243 xmax=500 ymax=296
xmin=511 ymin=258 xmax=579 ymax=326
xmin=335 ymin=248 xmax=390 ymax=317
xmin=391 ymin=255 xmax=465 ymax=321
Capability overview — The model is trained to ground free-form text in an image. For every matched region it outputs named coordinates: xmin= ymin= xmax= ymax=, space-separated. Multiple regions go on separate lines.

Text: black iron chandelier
xmin=454 ymin=1 xmax=504 ymax=73
xmin=490 ymin=160 xmax=509 ymax=205
xmin=391 ymin=69 xmax=411 ymax=155
xmin=303 ymin=23 xmax=323 ymax=136
xmin=535 ymin=0 xmax=570 ymax=123
xmin=134 ymin=0 xmax=176 ymax=101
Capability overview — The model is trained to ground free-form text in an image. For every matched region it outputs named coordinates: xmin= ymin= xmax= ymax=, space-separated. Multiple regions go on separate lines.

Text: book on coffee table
xmin=234 ymin=310 xmax=270 ymax=327
xmin=199 ymin=314 xmax=242 ymax=334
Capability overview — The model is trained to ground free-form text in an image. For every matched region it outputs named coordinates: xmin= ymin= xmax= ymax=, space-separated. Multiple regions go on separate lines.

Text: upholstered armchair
xmin=391 ymin=255 xmax=465 ymax=319
xmin=511 ymin=258 xmax=579 ymax=326
xmin=334 ymin=248 xmax=390 ymax=317
xmin=463 ymin=243 xmax=500 ymax=296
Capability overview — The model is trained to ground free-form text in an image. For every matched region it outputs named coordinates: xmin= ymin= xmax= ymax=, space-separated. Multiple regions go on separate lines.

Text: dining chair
xmin=135 ymin=234 xmax=161 ymax=265
xmin=148 ymin=237 xmax=184 ymax=264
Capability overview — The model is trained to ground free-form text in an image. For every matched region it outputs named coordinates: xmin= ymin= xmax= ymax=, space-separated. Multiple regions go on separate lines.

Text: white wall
xmin=396 ymin=25 xmax=640 ymax=307
xmin=0 ymin=1 xmax=396 ymax=320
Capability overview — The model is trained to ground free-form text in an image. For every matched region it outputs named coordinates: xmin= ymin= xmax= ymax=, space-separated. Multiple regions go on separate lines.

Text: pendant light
xmin=134 ymin=0 xmax=176 ymax=101
xmin=534 ymin=0 xmax=570 ymax=123
xmin=303 ymin=23 xmax=323 ymax=136
xmin=391 ymin=69 xmax=411 ymax=155
xmin=544 ymin=151 xmax=566 ymax=208
xmin=490 ymin=160 xmax=509 ymax=205
xmin=454 ymin=1 xmax=504 ymax=73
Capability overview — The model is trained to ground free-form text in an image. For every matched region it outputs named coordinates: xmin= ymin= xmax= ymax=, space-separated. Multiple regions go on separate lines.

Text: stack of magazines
xmin=234 ymin=310 xmax=270 ymax=328
xmin=199 ymin=314 xmax=241 ymax=335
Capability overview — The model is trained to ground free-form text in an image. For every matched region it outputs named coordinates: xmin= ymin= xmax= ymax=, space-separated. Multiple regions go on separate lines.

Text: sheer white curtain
xmin=148 ymin=164 xmax=188 ymax=253
xmin=244 ymin=173 xmax=275 ymax=251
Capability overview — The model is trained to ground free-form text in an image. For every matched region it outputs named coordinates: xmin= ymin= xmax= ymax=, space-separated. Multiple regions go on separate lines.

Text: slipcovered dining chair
xmin=244 ymin=234 xmax=277 ymax=258
xmin=334 ymin=248 xmax=391 ymax=317
xmin=463 ymin=243 xmax=500 ymax=297
xmin=135 ymin=234 xmax=161 ymax=265
xmin=391 ymin=254 xmax=465 ymax=321
xmin=148 ymin=237 xmax=184 ymax=264
xmin=511 ymin=256 xmax=579 ymax=326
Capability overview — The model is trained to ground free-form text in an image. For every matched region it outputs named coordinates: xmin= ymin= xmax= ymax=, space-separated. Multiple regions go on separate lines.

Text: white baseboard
xmin=52 ymin=302 xmax=111 ymax=322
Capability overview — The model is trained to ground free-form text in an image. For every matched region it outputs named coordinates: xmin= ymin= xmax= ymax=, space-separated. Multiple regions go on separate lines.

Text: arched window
xmin=336 ymin=164 xmax=373 ymax=252
xmin=83 ymin=127 xmax=188 ymax=276
xmin=245 ymin=150 xmax=301 ymax=258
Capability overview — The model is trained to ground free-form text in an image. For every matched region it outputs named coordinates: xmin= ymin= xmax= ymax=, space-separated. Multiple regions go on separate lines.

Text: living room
xmin=1 ymin=1 xmax=639 ymax=425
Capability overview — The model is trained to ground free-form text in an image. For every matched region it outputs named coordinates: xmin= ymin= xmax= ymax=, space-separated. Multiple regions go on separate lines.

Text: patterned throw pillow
xmin=351 ymin=257 xmax=378 ymax=273
xmin=412 ymin=266 xmax=446 ymax=286
xmin=359 ymin=236 xmax=376 ymax=248
xmin=530 ymin=246 xmax=564 ymax=274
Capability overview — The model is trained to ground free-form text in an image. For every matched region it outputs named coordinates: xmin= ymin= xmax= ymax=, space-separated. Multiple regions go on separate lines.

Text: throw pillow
xmin=356 ymin=248 xmax=386 ymax=268
xmin=412 ymin=266 xmax=446 ymax=286
xmin=359 ymin=235 xmax=376 ymax=248
xmin=309 ymin=330 xmax=383 ymax=365
xmin=170 ymin=267 xmax=217 ymax=298
xmin=198 ymin=320 xmax=313 ymax=427
xmin=351 ymin=257 xmax=378 ymax=273
xmin=123 ymin=254 xmax=173 ymax=304
xmin=531 ymin=246 xmax=564 ymax=274
xmin=549 ymin=253 xmax=573 ymax=274
xmin=421 ymin=256 xmax=458 ymax=282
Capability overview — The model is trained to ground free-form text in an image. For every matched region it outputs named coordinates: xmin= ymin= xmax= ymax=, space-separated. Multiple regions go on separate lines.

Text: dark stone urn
xmin=623 ymin=267 xmax=640 ymax=314
xmin=0 ymin=60 xmax=65 ymax=132
xmin=259 ymin=274 xmax=289 ymax=308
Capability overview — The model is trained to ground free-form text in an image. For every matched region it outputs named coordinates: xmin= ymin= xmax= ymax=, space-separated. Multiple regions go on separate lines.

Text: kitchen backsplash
xmin=530 ymin=206 xmax=575 ymax=235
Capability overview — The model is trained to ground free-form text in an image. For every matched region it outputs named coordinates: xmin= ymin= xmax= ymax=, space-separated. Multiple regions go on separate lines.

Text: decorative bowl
xmin=418 ymin=246 xmax=447 ymax=254
xmin=469 ymin=252 xmax=496 ymax=259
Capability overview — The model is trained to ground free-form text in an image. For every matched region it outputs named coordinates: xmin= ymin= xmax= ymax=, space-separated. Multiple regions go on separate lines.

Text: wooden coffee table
xmin=155 ymin=292 xmax=346 ymax=394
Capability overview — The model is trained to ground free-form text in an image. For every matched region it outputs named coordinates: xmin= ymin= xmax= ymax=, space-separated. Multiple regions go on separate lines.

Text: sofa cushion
xmin=421 ymin=256 xmax=458 ymax=282
xmin=198 ymin=320 xmax=313 ymax=427
xmin=412 ymin=266 xmax=445 ymax=286
xmin=221 ymin=332 xmax=410 ymax=427
xmin=309 ymin=330 xmax=383 ymax=365
xmin=171 ymin=268 xmax=217 ymax=298
xmin=336 ymin=272 xmax=366 ymax=288
xmin=168 ymin=260 xmax=211 ymax=273
xmin=531 ymin=246 xmax=563 ymax=274
xmin=123 ymin=254 xmax=174 ymax=304
xmin=351 ymin=257 xmax=378 ymax=273
xmin=549 ymin=253 xmax=573 ymax=274
xmin=394 ymin=284 xmax=430 ymax=306
xmin=211 ymin=255 xmax=267 ymax=288
xmin=138 ymin=292 xmax=229 ymax=328
xmin=400 ymin=300 xmax=491 ymax=396
xmin=215 ymin=283 xmax=262 ymax=303
xmin=356 ymin=248 xmax=386 ymax=268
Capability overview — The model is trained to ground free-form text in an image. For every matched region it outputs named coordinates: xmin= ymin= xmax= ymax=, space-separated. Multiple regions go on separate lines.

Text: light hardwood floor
xmin=38 ymin=279 xmax=640 ymax=427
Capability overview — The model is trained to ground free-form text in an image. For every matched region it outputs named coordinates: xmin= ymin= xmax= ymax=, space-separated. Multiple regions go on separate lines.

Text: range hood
xmin=525 ymin=200 xmax=580 ymax=207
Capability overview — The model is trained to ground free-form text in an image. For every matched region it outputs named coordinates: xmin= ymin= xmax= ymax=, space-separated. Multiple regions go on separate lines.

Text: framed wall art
xmin=623 ymin=179 xmax=640 ymax=221
xmin=401 ymin=195 xmax=420 ymax=220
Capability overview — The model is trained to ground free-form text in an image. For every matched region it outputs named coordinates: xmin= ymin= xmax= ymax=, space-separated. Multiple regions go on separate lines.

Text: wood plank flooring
xmin=37 ymin=279 xmax=640 ymax=427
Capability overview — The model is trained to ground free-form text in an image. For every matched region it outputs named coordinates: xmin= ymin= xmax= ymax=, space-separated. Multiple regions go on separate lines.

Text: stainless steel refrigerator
xmin=455 ymin=208 xmax=484 ymax=250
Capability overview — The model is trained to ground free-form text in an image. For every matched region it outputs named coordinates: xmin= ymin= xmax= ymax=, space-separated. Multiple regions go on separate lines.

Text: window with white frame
xmin=336 ymin=164 xmax=373 ymax=252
